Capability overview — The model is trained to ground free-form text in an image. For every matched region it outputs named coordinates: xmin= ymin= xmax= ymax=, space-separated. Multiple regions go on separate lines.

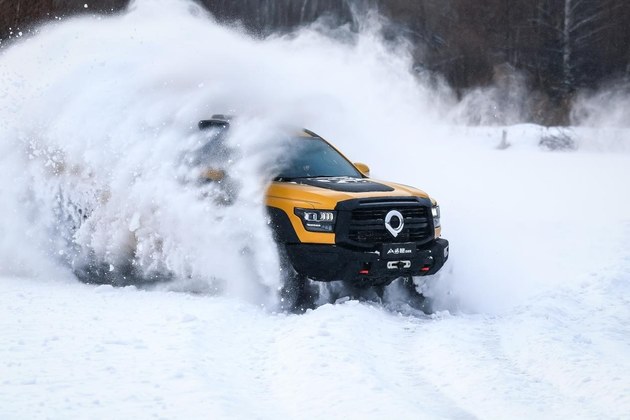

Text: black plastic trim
xmin=267 ymin=206 xmax=299 ymax=243
xmin=334 ymin=196 xmax=435 ymax=250
xmin=199 ymin=119 xmax=230 ymax=130
xmin=296 ymin=177 xmax=394 ymax=193
xmin=285 ymin=238 xmax=449 ymax=285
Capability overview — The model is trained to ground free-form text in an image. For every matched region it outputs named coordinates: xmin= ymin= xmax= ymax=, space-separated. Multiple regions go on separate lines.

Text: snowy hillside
xmin=1 ymin=1 xmax=629 ymax=419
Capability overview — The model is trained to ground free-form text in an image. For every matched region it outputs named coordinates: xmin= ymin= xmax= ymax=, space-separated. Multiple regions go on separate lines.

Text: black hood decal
xmin=297 ymin=177 xmax=395 ymax=193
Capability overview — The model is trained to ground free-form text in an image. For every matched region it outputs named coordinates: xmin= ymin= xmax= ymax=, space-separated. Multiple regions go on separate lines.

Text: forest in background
xmin=1 ymin=0 xmax=629 ymax=125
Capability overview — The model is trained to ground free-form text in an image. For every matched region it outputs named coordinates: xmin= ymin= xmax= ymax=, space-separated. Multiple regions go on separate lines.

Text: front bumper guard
xmin=285 ymin=238 xmax=449 ymax=284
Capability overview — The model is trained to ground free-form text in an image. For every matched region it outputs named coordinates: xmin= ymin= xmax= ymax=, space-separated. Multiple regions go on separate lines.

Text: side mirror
xmin=354 ymin=162 xmax=370 ymax=177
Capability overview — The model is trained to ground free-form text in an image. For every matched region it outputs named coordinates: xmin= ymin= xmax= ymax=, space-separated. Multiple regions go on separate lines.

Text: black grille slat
xmin=346 ymin=202 xmax=432 ymax=245
xmin=349 ymin=221 xmax=429 ymax=230
xmin=349 ymin=219 xmax=385 ymax=226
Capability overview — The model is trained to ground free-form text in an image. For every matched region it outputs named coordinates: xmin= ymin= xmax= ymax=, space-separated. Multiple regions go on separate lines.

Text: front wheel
xmin=401 ymin=276 xmax=431 ymax=313
xmin=278 ymin=247 xmax=318 ymax=312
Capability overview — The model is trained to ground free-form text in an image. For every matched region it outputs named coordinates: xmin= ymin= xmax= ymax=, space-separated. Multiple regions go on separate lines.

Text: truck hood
xmin=266 ymin=177 xmax=430 ymax=209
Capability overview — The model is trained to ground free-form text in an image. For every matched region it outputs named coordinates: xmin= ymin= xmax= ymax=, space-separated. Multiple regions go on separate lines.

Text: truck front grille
xmin=347 ymin=202 xmax=432 ymax=245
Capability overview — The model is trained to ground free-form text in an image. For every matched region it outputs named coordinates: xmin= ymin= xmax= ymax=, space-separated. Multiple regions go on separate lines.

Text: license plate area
xmin=382 ymin=243 xmax=416 ymax=260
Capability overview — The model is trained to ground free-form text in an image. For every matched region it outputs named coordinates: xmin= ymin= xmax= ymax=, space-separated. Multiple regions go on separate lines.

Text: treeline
xmin=384 ymin=1 xmax=630 ymax=103
xmin=0 ymin=1 xmax=127 ymax=30
xmin=2 ymin=0 xmax=629 ymax=124
xmin=386 ymin=0 xmax=630 ymax=124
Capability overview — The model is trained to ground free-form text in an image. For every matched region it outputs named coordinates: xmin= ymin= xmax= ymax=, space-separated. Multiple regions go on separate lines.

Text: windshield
xmin=275 ymin=137 xmax=362 ymax=180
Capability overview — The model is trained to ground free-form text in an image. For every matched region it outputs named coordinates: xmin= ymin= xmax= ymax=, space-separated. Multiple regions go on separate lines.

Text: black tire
xmin=278 ymin=246 xmax=318 ymax=312
xmin=401 ymin=276 xmax=431 ymax=314
xmin=72 ymin=258 xmax=133 ymax=286
xmin=373 ymin=284 xmax=386 ymax=301
xmin=279 ymin=271 xmax=306 ymax=312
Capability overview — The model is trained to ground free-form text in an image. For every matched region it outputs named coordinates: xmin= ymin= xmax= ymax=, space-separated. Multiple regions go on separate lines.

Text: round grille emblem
xmin=384 ymin=210 xmax=404 ymax=238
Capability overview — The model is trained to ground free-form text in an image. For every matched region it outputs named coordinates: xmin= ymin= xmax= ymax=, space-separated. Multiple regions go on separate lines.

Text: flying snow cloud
xmin=0 ymin=0 xmax=451 ymax=307
xmin=569 ymin=83 xmax=630 ymax=152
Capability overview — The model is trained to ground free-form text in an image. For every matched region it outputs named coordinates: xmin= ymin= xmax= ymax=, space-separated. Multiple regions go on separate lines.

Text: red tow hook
xmin=359 ymin=264 xmax=370 ymax=275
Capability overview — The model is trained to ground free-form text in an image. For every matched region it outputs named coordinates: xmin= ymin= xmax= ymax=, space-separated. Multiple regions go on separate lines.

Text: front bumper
xmin=285 ymin=238 xmax=449 ymax=286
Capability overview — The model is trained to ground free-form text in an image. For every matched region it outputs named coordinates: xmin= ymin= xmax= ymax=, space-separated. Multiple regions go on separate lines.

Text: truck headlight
xmin=294 ymin=209 xmax=337 ymax=233
xmin=432 ymin=204 xmax=441 ymax=228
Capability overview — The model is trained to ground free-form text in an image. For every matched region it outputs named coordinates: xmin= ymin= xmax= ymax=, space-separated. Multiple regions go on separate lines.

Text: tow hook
xmin=387 ymin=260 xmax=411 ymax=270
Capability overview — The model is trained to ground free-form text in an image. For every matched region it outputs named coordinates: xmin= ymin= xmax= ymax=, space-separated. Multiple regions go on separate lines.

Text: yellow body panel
xmin=265 ymin=179 xmax=439 ymax=244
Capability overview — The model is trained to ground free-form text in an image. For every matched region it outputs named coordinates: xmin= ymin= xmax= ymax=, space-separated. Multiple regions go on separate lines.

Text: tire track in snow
xmin=259 ymin=303 xmax=477 ymax=419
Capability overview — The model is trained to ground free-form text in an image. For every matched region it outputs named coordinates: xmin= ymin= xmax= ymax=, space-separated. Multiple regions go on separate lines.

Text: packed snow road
xmin=1 ymin=237 xmax=628 ymax=420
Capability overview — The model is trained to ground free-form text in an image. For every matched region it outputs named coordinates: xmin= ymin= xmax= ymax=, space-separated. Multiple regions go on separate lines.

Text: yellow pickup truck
xmin=200 ymin=116 xmax=449 ymax=309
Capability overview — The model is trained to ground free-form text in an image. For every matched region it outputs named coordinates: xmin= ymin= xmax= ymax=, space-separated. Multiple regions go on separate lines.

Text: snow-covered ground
xmin=2 ymin=138 xmax=629 ymax=419
xmin=1 ymin=1 xmax=630 ymax=419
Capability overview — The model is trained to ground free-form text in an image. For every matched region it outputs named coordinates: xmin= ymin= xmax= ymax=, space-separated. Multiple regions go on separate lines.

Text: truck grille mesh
xmin=347 ymin=203 xmax=432 ymax=244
